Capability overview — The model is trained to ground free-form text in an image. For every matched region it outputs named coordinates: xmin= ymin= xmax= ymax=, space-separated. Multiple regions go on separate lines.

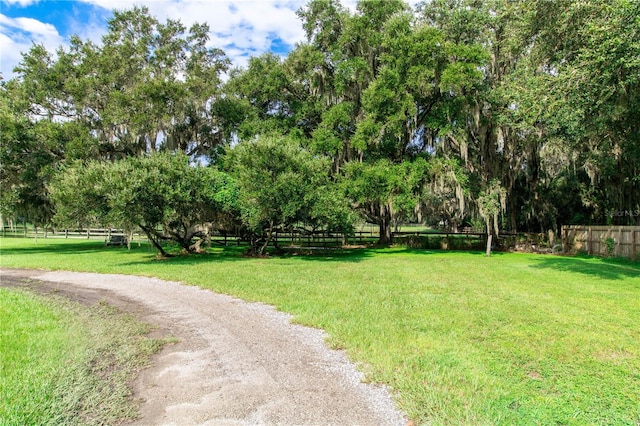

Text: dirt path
xmin=0 ymin=269 xmax=407 ymax=426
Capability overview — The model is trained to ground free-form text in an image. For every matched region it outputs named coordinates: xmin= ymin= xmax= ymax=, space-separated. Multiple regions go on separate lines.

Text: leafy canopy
xmin=50 ymin=152 xmax=237 ymax=255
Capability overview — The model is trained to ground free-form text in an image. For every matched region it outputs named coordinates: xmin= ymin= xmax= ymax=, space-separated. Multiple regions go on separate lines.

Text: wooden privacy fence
xmin=562 ymin=225 xmax=640 ymax=260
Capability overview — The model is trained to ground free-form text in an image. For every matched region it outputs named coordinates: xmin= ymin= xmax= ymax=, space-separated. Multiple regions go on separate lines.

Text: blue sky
xmin=0 ymin=0 xmax=422 ymax=81
xmin=0 ymin=0 xmax=315 ymax=80
xmin=1 ymin=1 xmax=111 ymax=39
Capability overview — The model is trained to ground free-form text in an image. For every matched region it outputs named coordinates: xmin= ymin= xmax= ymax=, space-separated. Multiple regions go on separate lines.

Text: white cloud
xmin=3 ymin=15 xmax=59 ymax=38
xmin=0 ymin=0 xmax=424 ymax=80
xmin=2 ymin=0 xmax=39 ymax=6
xmin=0 ymin=13 xmax=64 ymax=79
xmin=64 ymin=5 xmax=110 ymax=46
xmin=75 ymin=0 xmax=308 ymax=71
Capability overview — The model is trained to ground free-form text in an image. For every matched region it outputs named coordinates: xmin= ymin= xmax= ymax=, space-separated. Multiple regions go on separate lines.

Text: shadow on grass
xmin=279 ymin=248 xmax=373 ymax=262
xmin=0 ymin=237 xmax=505 ymax=268
xmin=272 ymin=245 xmax=472 ymax=262
xmin=113 ymin=244 xmax=456 ymax=267
xmin=118 ymin=246 xmax=378 ymax=267
xmin=0 ymin=238 xmax=374 ymax=266
xmin=530 ymin=255 xmax=640 ymax=281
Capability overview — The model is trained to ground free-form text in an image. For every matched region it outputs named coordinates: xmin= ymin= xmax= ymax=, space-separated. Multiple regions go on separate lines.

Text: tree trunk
xmin=178 ymin=237 xmax=193 ymax=253
xmin=259 ymin=222 xmax=274 ymax=256
xmin=509 ymin=195 xmax=517 ymax=232
xmin=378 ymin=205 xmax=393 ymax=246
xmin=141 ymin=226 xmax=169 ymax=257
xmin=189 ymin=232 xmax=210 ymax=253
xmin=189 ymin=239 xmax=202 ymax=253
xmin=485 ymin=234 xmax=493 ymax=257
xmin=485 ymin=217 xmax=493 ymax=256
xmin=246 ymin=234 xmax=259 ymax=257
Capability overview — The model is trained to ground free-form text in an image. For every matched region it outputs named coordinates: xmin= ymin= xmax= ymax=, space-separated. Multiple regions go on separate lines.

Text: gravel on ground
xmin=0 ymin=268 xmax=408 ymax=426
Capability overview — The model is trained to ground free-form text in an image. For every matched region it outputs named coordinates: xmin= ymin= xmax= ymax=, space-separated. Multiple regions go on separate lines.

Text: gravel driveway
xmin=0 ymin=269 xmax=407 ymax=426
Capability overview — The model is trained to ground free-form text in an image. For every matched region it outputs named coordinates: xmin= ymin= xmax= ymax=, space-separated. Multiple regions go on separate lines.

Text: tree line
xmin=1 ymin=0 xmax=638 ymax=254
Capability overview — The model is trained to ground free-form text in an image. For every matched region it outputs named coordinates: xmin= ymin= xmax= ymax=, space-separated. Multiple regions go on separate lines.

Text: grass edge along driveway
xmin=0 ymin=281 xmax=166 ymax=425
xmin=1 ymin=237 xmax=639 ymax=425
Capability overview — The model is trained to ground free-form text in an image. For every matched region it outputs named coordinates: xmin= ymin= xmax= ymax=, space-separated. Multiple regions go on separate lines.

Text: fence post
xmin=587 ymin=227 xmax=592 ymax=255
xmin=632 ymin=229 xmax=637 ymax=261
xmin=87 ymin=229 xmax=90 ymax=239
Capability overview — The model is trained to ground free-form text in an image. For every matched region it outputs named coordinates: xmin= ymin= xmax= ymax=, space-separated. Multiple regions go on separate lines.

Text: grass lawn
xmin=1 ymin=237 xmax=639 ymax=425
xmin=0 ymin=284 xmax=165 ymax=425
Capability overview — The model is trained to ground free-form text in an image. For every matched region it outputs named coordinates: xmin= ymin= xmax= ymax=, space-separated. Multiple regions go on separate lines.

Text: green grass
xmin=0 ymin=282 xmax=166 ymax=425
xmin=1 ymin=237 xmax=640 ymax=425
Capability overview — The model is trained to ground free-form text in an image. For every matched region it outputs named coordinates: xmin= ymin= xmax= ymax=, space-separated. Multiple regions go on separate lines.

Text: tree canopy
xmin=225 ymin=135 xmax=354 ymax=255
xmin=2 ymin=0 xmax=638 ymax=252
xmin=49 ymin=152 xmax=237 ymax=256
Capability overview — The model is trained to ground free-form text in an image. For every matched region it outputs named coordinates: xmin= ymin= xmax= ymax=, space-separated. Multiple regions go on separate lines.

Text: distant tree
xmin=3 ymin=6 xmax=234 ymax=237
xmin=0 ymin=81 xmax=97 ymax=229
xmin=420 ymin=157 xmax=469 ymax=232
xmin=50 ymin=153 xmax=237 ymax=256
xmin=8 ymin=0 xmax=637 ymax=248
xmin=421 ymin=0 xmax=640 ymax=229
xmin=478 ymin=179 xmax=506 ymax=256
xmin=536 ymin=0 xmax=640 ymax=224
xmin=222 ymin=53 xmax=308 ymax=140
xmin=225 ymin=135 xmax=354 ymax=255
xmin=343 ymin=158 xmax=429 ymax=245
xmin=13 ymin=6 xmax=230 ymax=159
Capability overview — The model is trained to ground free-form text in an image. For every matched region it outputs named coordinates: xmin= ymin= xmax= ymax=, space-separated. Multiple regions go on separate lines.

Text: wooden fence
xmin=2 ymin=225 xmax=566 ymax=255
xmin=2 ymin=226 xmax=492 ymax=250
xmin=562 ymin=225 xmax=639 ymax=260
xmin=271 ymin=230 xmax=377 ymax=249
xmin=392 ymin=231 xmax=490 ymax=250
xmin=2 ymin=226 xmax=136 ymax=240
xmin=0 ymin=226 xmax=378 ymax=249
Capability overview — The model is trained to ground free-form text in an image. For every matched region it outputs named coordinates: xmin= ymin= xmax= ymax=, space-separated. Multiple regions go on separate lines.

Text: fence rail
xmin=1 ymin=226 xmax=141 ymax=241
xmin=1 ymin=226 xmax=489 ymax=245
xmin=0 ymin=226 xmax=379 ymax=248
xmin=271 ymin=230 xmax=377 ymax=249
xmin=2 ymin=224 xmax=596 ymax=259
xmin=562 ymin=225 xmax=639 ymax=260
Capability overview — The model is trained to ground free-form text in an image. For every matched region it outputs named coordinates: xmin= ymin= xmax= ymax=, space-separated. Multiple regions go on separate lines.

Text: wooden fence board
xmin=562 ymin=225 xmax=639 ymax=260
